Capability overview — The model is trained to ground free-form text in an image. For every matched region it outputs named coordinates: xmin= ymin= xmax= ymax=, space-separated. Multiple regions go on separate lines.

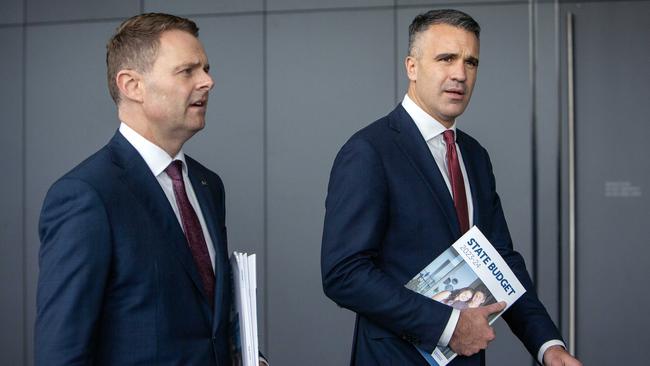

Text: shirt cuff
xmin=537 ymin=340 xmax=566 ymax=365
xmin=438 ymin=308 xmax=460 ymax=347
xmin=259 ymin=357 xmax=269 ymax=366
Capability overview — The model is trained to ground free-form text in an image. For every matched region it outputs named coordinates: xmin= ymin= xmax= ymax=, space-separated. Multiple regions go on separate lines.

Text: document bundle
xmin=231 ymin=252 xmax=259 ymax=366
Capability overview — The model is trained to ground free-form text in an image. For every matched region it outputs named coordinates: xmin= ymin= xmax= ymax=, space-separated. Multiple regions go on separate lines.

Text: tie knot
xmin=165 ymin=160 xmax=183 ymax=181
xmin=443 ymin=130 xmax=455 ymax=146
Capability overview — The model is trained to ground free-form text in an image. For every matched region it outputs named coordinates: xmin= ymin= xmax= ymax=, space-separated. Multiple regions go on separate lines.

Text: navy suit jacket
xmin=321 ymin=105 xmax=562 ymax=365
xmin=36 ymin=132 xmax=232 ymax=365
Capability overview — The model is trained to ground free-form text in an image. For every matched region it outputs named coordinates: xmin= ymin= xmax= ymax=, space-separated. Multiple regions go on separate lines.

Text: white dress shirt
xmin=119 ymin=122 xmax=216 ymax=270
xmin=401 ymin=95 xmax=564 ymax=364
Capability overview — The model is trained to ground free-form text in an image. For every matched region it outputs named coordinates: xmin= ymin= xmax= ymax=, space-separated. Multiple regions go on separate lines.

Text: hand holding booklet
xmin=231 ymin=252 xmax=259 ymax=366
xmin=404 ymin=226 xmax=526 ymax=366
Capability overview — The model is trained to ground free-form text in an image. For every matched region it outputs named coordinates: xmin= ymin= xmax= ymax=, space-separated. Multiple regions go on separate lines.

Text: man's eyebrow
xmin=174 ymin=61 xmax=203 ymax=71
xmin=433 ymin=53 xmax=479 ymax=65
xmin=434 ymin=53 xmax=458 ymax=60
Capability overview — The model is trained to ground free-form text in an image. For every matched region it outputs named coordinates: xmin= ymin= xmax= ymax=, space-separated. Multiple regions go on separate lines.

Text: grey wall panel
xmin=562 ymin=1 xmax=650 ymax=363
xmin=397 ymin=4 xmax=535 ymax=364
xmin=266 ymin=9 xmax=395 ymax=365
xmin=534 ymin=1 xmax=562 ymax=325
xmin=184 ymin=14 xmax=267 ymax=347
xmin=145 ymin=0 xmax=263 ymax=15
xmin=267 ymin=0 xmax=391 ymax=12
xmin=27 ymin=0 xmax=138 ymax=23
xmin=0 ymin=0 xmax=22 ymax=25
xmin=0 ymin=27 xmax=24 ymax=366
xmin=24 ymin=21 xmax=121 ymax=365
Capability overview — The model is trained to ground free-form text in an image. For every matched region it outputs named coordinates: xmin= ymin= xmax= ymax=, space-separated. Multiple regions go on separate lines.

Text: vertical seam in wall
xmin=529 ymin=0 xmax=538 ymax=287
xmin=262 ymin=0 xmax=269 ymax=355
xmin=393 ymin=0 xmax=398 ymax=103
xmin=554 ymin=0 xmax=564 ymax=336
xmin=529 ymin=2 xmax=538 ymax=364
xmin=22 ymin=0 xmax=28 ymax=364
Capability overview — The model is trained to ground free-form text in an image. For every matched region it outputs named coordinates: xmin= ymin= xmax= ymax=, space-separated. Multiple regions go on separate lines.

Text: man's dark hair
xmin=106 ymin=13 xmax=199 ymax=104
xmin=408 ymin=9 xmax=480 ymax=57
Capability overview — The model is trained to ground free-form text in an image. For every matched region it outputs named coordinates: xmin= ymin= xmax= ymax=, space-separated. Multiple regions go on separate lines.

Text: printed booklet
xmin=404 ymin=226 xmax=525 ymax=366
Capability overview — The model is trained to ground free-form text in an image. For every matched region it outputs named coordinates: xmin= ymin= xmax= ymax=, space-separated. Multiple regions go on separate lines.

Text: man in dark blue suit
xmin=36 ymin=13 xmax=265 ymax=366
xmin=321 ymin=9 xmax=581 ymax=366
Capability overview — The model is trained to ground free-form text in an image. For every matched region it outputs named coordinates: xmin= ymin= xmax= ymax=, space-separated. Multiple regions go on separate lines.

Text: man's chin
xmin=442 ymin=106 xmax=468 ymax=120
xmin=188 ymin=118 xmax=206 ymax=131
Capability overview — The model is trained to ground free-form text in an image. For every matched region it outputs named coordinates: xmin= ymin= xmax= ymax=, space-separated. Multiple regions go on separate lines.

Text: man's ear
xmin=116 ymin=69 xmax=144 ymax=103
xmin=405 ymin=55 xmax=418 ymax=82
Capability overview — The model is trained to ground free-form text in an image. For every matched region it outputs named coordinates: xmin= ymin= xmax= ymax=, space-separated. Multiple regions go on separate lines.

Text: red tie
xmin=165 ymin=160 xmax=215 ymax=307
xmin=443 ymin=130 xmax=470 ymax=234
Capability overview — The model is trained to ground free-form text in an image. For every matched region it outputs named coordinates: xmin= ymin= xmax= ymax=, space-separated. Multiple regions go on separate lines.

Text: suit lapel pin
xmin=201 ymin=179 xmax=208 ymax=186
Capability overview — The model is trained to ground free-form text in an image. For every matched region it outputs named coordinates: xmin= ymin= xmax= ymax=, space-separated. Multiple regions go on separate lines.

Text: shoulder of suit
xmin=346 ymin=108 xmax=398 ymax=147
xmin=60 ymin=145 xmax=116 ymax=183
xmin=42 ymin=145 xmax=118 ymax=205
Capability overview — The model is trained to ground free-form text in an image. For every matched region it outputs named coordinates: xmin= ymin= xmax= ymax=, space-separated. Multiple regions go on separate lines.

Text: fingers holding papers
xmin=448 ymin=301 xmax=506 ymax=357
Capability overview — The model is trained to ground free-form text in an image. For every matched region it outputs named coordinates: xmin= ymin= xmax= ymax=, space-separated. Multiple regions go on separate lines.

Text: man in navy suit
xmin=321 ymin=9 xmax=581 ymax=366
xmin=36 ymin=13 xmax=265 ymax=365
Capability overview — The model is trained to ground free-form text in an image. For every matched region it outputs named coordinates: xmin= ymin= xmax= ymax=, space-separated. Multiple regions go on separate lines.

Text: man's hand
xmin=543 ymin=345 xmax=582 ymax=366
xmin=448 ymin=301 xmax=506 ymax=356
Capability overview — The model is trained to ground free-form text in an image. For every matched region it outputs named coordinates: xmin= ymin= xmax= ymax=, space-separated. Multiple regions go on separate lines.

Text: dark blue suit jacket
xmin=36 ymin=132 xmax=232 ymax=365
xmin=321 ymin=105 xmax=562 ymax=365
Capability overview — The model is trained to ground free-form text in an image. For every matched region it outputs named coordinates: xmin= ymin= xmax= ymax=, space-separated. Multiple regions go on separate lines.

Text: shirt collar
xmin=401 ymin=94 xmax=457 ymax=142
xmin=119 ymin=122 xmax=187 ymax=177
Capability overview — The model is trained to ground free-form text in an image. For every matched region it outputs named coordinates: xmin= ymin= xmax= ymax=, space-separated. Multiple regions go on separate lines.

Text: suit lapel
xmin=186 ymin=159 xmax=226 ymax=331
xmin=107 ymin=132 xmax=213 ymax=317
xmin=389 ymin=106 xmax=460 ymax=237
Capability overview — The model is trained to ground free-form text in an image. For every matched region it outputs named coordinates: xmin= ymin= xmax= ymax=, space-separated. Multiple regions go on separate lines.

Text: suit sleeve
xmin=479 ymin=150 xmax=564 ymax=357
xmin=321 ymin=137 xmax=452 ymax=352
xmin=35 ymin=178 xmax=111 ymax=366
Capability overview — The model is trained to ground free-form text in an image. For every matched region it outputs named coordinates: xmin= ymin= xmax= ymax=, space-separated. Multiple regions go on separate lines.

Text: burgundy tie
xmin=165 ymin=160 xmax=215 ymax=306
xmin=443 ymin=130 xmax=470 ymax=234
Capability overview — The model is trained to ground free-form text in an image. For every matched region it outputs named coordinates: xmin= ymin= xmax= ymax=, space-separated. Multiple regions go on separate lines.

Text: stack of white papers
xmin=231 ymin=252 xmax=258 ymax=366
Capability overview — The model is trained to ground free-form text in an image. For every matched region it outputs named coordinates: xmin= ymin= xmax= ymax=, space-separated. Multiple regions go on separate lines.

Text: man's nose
xmin=450 ymin=61 xmax=467 ymax=82
xmin=199 ymin=71 xmax=214 ymax=91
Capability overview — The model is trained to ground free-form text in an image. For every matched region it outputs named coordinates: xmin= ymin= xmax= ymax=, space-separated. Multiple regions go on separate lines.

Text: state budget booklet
xmin=405 ymin=226 xmax=525 ymax=366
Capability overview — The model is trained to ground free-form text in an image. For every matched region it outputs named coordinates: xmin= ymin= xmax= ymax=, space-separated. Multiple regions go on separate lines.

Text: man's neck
xmin=406 ymin=88 xmax=454 ymax=129
xmin=118 ymin=110 xmax=185 ymax=157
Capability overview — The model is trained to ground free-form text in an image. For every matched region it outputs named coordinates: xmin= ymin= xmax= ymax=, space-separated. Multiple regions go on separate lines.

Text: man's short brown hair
xmin=106 ymin=13 xmax=199 ymax=104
